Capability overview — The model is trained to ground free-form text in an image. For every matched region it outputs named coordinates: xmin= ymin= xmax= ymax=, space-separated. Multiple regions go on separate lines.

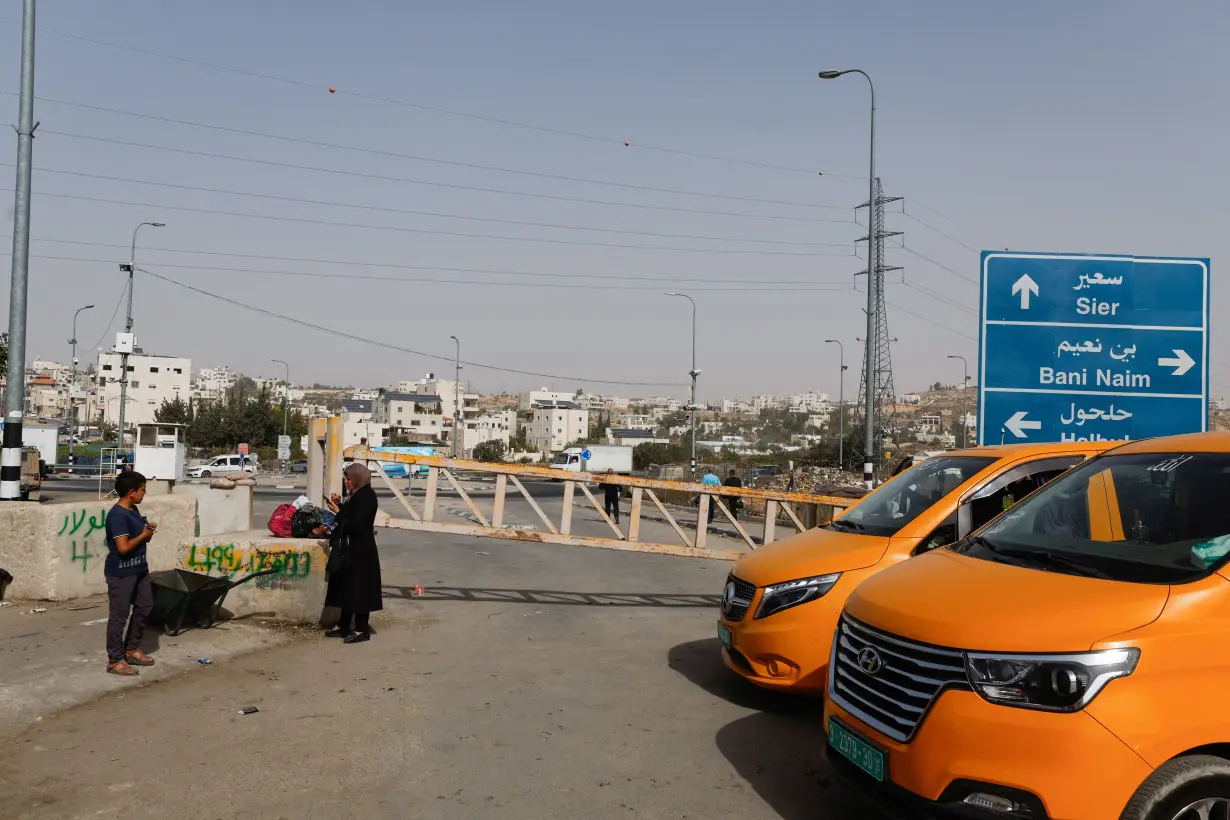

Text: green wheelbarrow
xmin=147 ymin=568 xmax=278 ymax=637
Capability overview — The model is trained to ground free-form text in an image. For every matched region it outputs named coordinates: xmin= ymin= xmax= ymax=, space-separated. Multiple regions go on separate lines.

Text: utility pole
xmin=115 ymin=221 xmax=164 ymax=453
xmin=665 ymin=293 xmax=698 ymax=476
xmin=824 ymin=339 xmax=846 ymax=470
xmin=68 ymin=303 xmax=94 ymax=473
xmin=2 ymin=0 xmax=37 ymax=502
xmin=450 ymin=335 xmax=461 ymax=457
xmin=948 ymin=354 xmax=969 ymax=448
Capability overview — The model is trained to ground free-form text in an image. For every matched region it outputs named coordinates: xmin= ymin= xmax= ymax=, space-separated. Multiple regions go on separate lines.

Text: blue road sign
xmin=978 ymin=252 xmax=1210 ymax=445
xmin=581 ymin=449 xmax=592 ymax=460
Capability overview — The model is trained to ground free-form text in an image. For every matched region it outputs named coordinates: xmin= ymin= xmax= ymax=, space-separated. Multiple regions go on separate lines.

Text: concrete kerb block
xmin=0 ymin=495 xmax=198 ymax=601
xmin=176 ymin=530 xmax=329 ymax=624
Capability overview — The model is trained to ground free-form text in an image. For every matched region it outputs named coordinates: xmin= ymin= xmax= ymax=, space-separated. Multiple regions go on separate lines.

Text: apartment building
xmin=97 ymin=351 xmax=191 ymax=430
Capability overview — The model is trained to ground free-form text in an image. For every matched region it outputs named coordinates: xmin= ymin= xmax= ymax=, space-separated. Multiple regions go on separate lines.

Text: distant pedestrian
xmin=701 ymin=470 xmax=721 ymax=524
xmin=599 ymin=469 xmax=621 ymax=525
xmin=316 ymin=462 xmax=382 ymax=644
xmin=103 ymin=470 xmax=157 ymax=676
xmin=723 ymin=469 xmax=743 ymax=519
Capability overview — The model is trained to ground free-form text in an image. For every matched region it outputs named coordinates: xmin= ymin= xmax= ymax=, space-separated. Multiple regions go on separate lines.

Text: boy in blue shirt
xmin=104 ymin=471 xmax=158 ymax=676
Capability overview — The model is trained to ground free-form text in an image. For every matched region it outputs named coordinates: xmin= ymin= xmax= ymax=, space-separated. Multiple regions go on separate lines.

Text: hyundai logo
xmin=857 ymin=647 xmax=884 ymax=676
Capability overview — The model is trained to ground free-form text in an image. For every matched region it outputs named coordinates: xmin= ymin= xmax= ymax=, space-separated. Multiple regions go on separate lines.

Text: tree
xmin=154 ymin=396 xmax=192 ymax=425
xmin=472 ymin=440 xmax=506 ymax=463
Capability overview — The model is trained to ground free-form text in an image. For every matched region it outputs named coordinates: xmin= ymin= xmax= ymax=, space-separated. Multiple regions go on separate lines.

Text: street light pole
xmin=115 ymin=221 xmax=165 ymax=451
xmin=2 ymin=0 xmax=37 ymax=502
xmin=450 ymin=335 xmax=461 ymax=457
xmin=665 ymin=292 xmax=698 ymax=476
xmin=820 ymin=68 xmax=877 ymax=490
xmin=947 ymin=354 xmax=969 ymax=448
xmin=68 ymin=303 xmax=95 ymax=473
xmin=824 ymin=339 xmax=846 ymax=470
xmin=271 ymin=358 xmax=289 ymax=436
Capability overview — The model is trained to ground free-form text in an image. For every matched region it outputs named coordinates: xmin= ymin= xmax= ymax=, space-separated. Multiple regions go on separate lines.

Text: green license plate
xmin=717 ymin=622 xmax=733 ymax=650
xmin=828 ymin=719 xmax=886 ymax=782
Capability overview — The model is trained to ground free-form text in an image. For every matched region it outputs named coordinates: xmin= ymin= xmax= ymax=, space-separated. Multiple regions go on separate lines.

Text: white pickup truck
xmin=549 ymin=445 xmax=633 ymax=474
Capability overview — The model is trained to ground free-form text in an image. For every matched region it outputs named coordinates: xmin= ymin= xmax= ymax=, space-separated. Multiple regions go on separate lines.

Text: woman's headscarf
xmin=344 ymin=461 xmax=372 ymax=491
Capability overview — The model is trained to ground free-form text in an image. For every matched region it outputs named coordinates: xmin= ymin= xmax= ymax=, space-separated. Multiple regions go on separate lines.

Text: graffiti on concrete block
xmin=184 ymin=543 xmax=315 ymax=588
xmin=57 ymin=506 xmax=107 ymax=574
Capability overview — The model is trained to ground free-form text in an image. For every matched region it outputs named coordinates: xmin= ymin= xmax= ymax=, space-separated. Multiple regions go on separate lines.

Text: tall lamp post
xmin=115 ymin=220 xmax=165 ymax=450
xmin=665 ymin=292 xmax=699 ymax=476
xmin=271 ymin=358 xmax=290 ymax=471
xmin=824 ymin=339 xmax=846 ymax=470
xmin=449 ymin=335 xmax=461 ymax=457
xmin=819 ymin=67 xmax=877 ymax=490
xmin=947 ymin=354 xmax=970 ymax=448
xmin=68 ymin=303 xmax=94 ymax=472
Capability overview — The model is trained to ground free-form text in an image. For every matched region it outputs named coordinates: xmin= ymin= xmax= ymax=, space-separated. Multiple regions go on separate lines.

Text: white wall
xmin=97 ymin=352 xmax=192 ymax=430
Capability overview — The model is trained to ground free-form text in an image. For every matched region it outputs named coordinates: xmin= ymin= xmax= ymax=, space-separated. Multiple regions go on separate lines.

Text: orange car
xmin=825 ymin=432 xmax=1230 ymax=819
xmin=718 ymin=441 xmax=1119 ymax=693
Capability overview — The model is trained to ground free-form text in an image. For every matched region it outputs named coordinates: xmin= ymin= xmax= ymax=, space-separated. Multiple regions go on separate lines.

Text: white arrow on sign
xmin=1004 ymin=411 xmax=1042 ymax=439
xmin=1011 ymin=274 xmax=1040 ymax=310
xmin=1157 ymin=349 xmax=1196 ymax=377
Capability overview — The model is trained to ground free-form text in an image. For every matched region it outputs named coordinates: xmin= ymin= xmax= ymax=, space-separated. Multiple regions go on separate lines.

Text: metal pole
xmin=450 ymin=335 xmax=460 ymax=457
xmin=819 ymin=68 xmax=876 ymax=489
xmin=948 ymin=355 xmax=969 ymax=448
xmin=68 ymin=303 xmax=94 ymax=473
xmin=271 ymin=359 xmax=289 ymax=436
xmin=2 ymin=0 xmax=36 ymax=501
xmin=825 ymin=339 xmax=844 ymax=470
xmin=665 ymin=293 xmax=697 ymax=476
xmin=116 ymin=221 xmax=163 ymax=453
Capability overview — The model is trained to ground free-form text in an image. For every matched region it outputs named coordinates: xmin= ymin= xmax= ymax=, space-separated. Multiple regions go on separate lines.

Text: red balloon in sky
xmin=329 ymin=87 xmax=337 ymax=93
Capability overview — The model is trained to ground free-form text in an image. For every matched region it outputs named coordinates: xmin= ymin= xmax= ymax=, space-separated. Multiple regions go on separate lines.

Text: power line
xmin=89 ymin=278 xmax=128 ymax=352
xmin=900 ymin=211 xmax=981 ymax=253
xmin=10 ymin=163 xmax=852 ymax=249
xmin=40 ymin=125 xmax=849 ymax=215
xmin=0 ymin=25 xmax=845 ymax=177
xmin=901 ymin=280 xmax=977 ymax=316
xmin=889 ymin=298 xmax=976 ymax=340
xmin=7 ymin=251 xmax=856 ymax=292
xmin=6 ymin=92 xmax=859 ymax=219
xmin=134 ymin=266 xmax=686 ymax=387
xmin=899 ymin=246 xmax=977 ymax=284
xmin=8 ymin=187 xmax=857 ymax=258
xmin=8 ymin=236 xmax=853 ymax=285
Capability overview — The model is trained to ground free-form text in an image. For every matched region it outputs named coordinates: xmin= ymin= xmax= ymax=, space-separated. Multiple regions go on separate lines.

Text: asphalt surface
xmin=0 ymin=488 xmax=880 ymax=819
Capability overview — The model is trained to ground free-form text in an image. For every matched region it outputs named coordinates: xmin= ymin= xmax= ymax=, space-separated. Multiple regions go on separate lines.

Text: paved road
xmin=0 ymin=513 xmax=879 ymax=819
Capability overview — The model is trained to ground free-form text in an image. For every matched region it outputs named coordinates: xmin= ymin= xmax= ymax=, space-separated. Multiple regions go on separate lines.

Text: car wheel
xmin=201 ymin=470 xmax=211 ymax=477
xmin=1121 ymin=756 xmax=1230 ymax=820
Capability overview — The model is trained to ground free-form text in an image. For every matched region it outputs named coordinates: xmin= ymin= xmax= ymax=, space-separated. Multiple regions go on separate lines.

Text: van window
xmin=831 ymin=456 xmax=996 ymax=537
xmin=970 ymin=453 xmax=1230 ymax=583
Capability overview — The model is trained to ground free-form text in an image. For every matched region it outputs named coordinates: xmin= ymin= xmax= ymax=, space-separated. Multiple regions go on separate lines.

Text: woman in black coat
xmin=317 ymin=462 xmax=382 ymax=643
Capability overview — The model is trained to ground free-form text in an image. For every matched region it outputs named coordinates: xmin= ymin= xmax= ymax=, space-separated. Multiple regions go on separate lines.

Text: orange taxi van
xmin=718 ymin=440 xmax=1118 ymax=693
xmin=824 ymin=431 xmax=1230 ymax=820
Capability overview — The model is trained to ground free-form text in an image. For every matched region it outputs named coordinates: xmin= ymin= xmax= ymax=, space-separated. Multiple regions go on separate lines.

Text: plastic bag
xmin=321 ymin=510 xmax=336 ymax=528
xmin=292 ymin=495 xmax=312 ymax=510
xmin=291 ymin=505 xmax=324 ymax=538
xmin=268 ymin=503 xmax=295 ymax=538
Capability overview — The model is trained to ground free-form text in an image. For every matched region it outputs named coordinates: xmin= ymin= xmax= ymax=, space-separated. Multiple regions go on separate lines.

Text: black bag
xmin=326 ymin=531 xmax=351 ymax=574
xmin=291 ymin=505 xmax=324 ymax=538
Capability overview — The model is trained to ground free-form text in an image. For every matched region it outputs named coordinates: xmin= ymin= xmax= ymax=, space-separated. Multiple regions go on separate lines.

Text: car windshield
xmin=831 ymin=455 xmax=996 ymax=537
xmin=552 ymin=453 xmax=571 ymax=465
xmin=965 ymin=452 xmax=1230 ymax=583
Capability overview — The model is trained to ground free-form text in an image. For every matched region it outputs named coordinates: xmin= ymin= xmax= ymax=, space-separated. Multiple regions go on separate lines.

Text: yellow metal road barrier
xmin=343 ymin=445 xmax=857 ymax=562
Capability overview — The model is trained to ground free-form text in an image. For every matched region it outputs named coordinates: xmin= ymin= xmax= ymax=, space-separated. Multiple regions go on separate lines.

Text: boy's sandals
xmin=125 ymin=650 xmax=155 ymax=667
xmin=107 ymin=660 xmax=139 ymax=676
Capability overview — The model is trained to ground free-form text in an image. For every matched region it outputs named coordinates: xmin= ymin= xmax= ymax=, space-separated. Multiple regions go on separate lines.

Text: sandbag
xmin=268 ymin=503 xmax=295 ymax=538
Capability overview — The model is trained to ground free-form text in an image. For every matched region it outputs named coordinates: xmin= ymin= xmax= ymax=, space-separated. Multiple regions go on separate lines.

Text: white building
xmin=372 ymin=391 xmax=446 ymax=443
xmin=351 ymin=389 xmax=381 ymax=402
xmin=341 ymin=400 xmax=384 ymax=449
xmin=519 ymin=387 xmax=575 ymax=412
xmin=194 ymin=365 xmax=237 ymax=402
xmin=527 ymin=400 xmax=588 ymax=454
xmin=30 ymin=359 xmax=72 ymax=387
xmin=788 ymin=391 xmax=832 ymax=414
xmin=751 ymin=394 xmax=785 ymax=412
xmin=806 ymin=414 xmax=830 ymax=430
xmin=464 ymin=410 xmax=516 ymax=452
xmin=617 ymin=413 xmax=655 ymax=431
xmin=918 ymin=413 xmax=943 ymax=434
xmin=97 ymin=351 xmax=191 ymax=432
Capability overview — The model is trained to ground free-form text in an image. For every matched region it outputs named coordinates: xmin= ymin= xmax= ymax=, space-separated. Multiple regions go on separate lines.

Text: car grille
xmin=721 ymin=575 xmax=756 ymax=622
xmin=830 ymin=615 xmax=969 ymax=742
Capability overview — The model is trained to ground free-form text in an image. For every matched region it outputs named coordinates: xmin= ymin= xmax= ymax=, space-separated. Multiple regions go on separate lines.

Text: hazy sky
xmin=2 ymin=1 xmax=1227 ymax=404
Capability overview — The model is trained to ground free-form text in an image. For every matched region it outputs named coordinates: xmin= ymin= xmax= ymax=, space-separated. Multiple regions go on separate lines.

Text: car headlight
xmin=754 ymin=573 xmax=841 ymax=619
xmin=965 ymin=648 xmax=1140 ymax=712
